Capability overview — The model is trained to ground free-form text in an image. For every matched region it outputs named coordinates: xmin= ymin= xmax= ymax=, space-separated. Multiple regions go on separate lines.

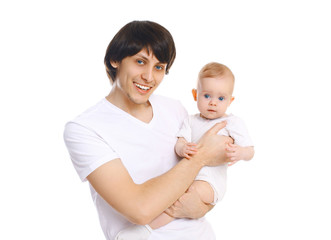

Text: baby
xmin=115 ymin=62 xmax=255 ymax=240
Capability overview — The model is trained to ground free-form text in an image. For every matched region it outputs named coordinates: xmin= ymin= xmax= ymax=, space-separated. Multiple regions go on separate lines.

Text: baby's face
xmin=195 ymin=76 xmax=234 ymax=119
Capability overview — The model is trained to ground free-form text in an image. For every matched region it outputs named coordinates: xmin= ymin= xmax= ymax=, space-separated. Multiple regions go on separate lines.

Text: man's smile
xmin=134 ymin=82 xmax=152 ymax=93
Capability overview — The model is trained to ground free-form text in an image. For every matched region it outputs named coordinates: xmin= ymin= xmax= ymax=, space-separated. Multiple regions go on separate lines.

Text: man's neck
xmin=106 ymin=91 xmax=153 ymax=123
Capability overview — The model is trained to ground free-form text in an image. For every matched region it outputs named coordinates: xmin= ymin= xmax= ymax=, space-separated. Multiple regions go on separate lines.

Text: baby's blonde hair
xmin=197 ymin=62 xmax=235 ymax=94
xmin=198 ymin=62 xmax=235 ymax=81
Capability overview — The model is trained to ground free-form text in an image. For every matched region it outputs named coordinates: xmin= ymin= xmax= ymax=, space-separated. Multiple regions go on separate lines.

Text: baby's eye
xmin=204 ymin=94 xmax=210 ymax=99
xmin=218 ymin=97 xmax=224 ymax=101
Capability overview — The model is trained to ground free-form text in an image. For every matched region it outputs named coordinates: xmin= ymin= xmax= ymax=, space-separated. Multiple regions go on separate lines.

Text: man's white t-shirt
xmin=177 ymin=113 xmax=254 ymax=204
xmin=64 ymin=95 xmax=216 ymax=240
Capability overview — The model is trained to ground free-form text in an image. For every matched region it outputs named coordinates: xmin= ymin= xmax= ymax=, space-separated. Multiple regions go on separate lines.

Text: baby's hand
xmin=226 ymin=143 xmax=243 ymax=166
xmin=178 ymin=142 xmax=197 ymax=159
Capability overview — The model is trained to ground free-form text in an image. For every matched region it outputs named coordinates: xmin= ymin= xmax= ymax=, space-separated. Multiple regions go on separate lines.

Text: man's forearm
xmin=135 ymin=157 xmax=204 ymax=223
xmin=88 ymin=122 xmax=231 ymax=225
xmin=136 ymin=126 xmax=233 ymax=222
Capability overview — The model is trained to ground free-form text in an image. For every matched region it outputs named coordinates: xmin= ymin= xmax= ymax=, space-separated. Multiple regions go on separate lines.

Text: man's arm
xmin=87 ymin=122 xmax=232 ymax=225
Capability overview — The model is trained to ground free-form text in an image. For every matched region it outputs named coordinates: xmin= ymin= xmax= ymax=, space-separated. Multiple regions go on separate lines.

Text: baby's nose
xmin=209 ymin=99 xmax=217 ymax=106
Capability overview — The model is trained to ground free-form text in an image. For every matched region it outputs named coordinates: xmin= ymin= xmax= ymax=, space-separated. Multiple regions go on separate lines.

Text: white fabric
xmin=64 ymin=95 xmax=216 ymax=240
xmin=115 ymin=225 xmax=151 ymax=240
xmin=177 ymin=113 xmax=254 ymax=204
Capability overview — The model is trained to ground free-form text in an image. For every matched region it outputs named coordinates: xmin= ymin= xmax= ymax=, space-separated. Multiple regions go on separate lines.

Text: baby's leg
xmin=189 ymin=180 xmax=215 ymax=204
xmin=148 ymin=180 xmax=214 ymax=231
xmin=150 ymin=180 xmax=214 ymax=229
xmin=149 ymin=212 xmax=174 ymax=229
xmin=115 ymin=182 xmax=214 ymax=240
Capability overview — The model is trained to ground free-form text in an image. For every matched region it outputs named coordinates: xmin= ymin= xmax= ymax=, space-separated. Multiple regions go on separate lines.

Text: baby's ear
xmin=192 ymin=89 xmax=197 ymax=101
xmin=230 ymin=96 xmax=235 ymax=104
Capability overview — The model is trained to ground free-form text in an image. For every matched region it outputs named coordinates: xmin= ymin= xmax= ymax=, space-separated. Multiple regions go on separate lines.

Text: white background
xmin=1 ymin=0 xmax=330 ymax=239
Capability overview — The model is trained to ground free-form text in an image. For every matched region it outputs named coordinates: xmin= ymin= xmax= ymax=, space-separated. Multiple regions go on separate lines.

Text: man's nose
xmin=141 ymin=67 xmax=154 ymax=82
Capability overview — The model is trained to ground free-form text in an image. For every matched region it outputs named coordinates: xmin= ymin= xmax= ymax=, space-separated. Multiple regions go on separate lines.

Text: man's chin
xmin=129 ymin=94 xmax=151 ymax=105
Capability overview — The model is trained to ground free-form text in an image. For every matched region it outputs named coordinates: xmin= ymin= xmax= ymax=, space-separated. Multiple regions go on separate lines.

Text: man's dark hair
xmin=104 ymin=20 xmax=176 ymax=82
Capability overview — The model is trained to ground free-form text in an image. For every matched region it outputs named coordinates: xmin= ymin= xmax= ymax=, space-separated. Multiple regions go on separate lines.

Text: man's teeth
xmin=135 ymin=83 xmax=151 ymax=91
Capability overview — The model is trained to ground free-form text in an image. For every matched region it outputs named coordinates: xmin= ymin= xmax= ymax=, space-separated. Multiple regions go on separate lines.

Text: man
xmin=64 ymin=20 xmax=232 ymax=240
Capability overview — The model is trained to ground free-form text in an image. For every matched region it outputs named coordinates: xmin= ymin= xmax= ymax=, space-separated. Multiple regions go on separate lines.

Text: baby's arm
xmin=175 ymin=137 xmax=197 ymax=159
xmin=226 ymin=143 xmax=254 ymax=166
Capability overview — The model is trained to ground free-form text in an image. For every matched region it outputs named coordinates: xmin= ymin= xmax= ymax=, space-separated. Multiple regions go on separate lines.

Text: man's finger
xmin=164 ymin=208 xmax=174 ymax=217
xmin=205 ymin=121 xmax=227 ymax=135
xmin=174 ymin=200 xmax=182 ymax=207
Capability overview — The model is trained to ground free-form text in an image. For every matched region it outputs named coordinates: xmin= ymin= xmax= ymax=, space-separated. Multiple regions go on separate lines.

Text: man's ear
xmin=110 ymin=61 xmax=119 ymax=69
xmin=192 ymin=89 xmax=197 ymax=101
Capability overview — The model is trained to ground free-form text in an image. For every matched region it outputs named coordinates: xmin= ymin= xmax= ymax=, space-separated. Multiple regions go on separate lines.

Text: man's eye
xmin=219 ymin=97 xmax=224 ymax=101
xmin=155 ymin=65 xmax=163 ymax=70
xmin=204 ymin=94 xmax=210 ymax=99
xmin=137 ymin=60 xmax=144 ymax=65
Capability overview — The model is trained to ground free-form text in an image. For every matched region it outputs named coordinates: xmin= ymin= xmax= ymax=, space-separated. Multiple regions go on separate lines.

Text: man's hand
xmin=164 ymin=185 xmax=213 ymax=219
xmin=194 ymin=121 xmax=233 ymax=167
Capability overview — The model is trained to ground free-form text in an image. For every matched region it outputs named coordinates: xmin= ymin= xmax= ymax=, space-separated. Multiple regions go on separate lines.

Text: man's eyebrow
xmin=136 ymin=53 xmax=166 ymax=65
xmin=136 ymin=53 xmax=149 ymax=60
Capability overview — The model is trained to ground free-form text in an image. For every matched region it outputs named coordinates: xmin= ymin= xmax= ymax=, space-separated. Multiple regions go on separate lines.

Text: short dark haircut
xmin=104 ymin=21 xmax=176 ymax=82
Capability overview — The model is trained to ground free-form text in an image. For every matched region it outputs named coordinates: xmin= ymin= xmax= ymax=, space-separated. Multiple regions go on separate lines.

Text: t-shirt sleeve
xmin=176 ymin=116 xmax=192 ymax=142
xmin=63 ymin=121 xmax=120 ymax=182
xmin=227 ymin=116 xmax=254 ymax=147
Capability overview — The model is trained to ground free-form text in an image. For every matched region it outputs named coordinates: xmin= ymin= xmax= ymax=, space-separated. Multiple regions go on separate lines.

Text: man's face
xmin=111 ymin=48 xmax=167 ymax=106
xmin=195 ymin=76 xmax=234 ymax=119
